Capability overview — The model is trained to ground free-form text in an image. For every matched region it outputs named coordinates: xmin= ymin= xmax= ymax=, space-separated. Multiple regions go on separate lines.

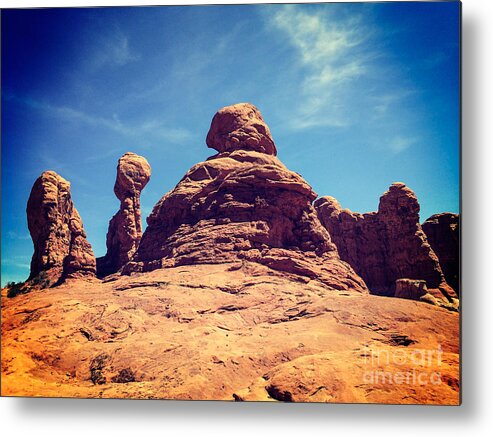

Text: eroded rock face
xmin=422 ymin=213 xmax=460 ymax=295
xmin=97 ymin=152 xmax=151 ymax=277
xmin=315 ymin=183 xmax=458 ymax=309
xmin=394 ymin=278 xmax=428 ymax=301
xmin=125 ymin=103 xmax=366 ymax=293
xmin=27 ymin=170 xmax=96 ymax=287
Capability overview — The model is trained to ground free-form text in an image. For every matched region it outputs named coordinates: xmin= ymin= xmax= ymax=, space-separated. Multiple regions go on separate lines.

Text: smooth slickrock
xmin=422 ymin=213 xmax=460 ymax=295
xmin=315 ymin=183 xmax=458 ymax=309
xmin=124 ymin=103 xmax=366 ymax=293
xmin=97 ymin=152 xmax=151 ymax=277
xmin=26 ymin=170 xmax=96 ymax=287
xmin=0 ymin=262 xmax=460 ymax=404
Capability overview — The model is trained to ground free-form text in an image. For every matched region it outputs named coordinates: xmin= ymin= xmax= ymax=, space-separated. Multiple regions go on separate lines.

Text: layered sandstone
xmin=422 ymin=213 xmax=460 ymax=295
xmin=124 ymin=103 xmax=366 ymax=293
xmin=315 ymin=183 xmax=458 ymax=309
xmin=26 ymin=170 xmax=96 ymax=287
xmin=97 ymin=152 xmax=151 ymax=277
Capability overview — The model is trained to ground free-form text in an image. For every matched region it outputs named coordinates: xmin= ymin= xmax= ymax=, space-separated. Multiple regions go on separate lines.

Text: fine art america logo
xmin=362 ymin=345 xmax=443 ymax=386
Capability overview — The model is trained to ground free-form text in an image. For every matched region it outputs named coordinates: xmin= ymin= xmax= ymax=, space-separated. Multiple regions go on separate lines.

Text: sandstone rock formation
xmin=315 ymin=183 xmax=458 ymax=309
xmin=97 ymin=152 xmax=151 ymax=277
xmin=124 ymin=103 xmax=366 ymax=293
xmin=422 ymin=213 xmax=460 ymax=295
xmin=26 ymin=170 xmax=96 ymax=287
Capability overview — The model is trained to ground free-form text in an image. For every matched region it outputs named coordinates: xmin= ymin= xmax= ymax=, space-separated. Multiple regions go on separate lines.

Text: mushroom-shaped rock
xmin=206 ymin=103 xmax=277 ymax=155
xmin=26 ymin=170 xmax=96 ymax=287
xmin=125 ymin=104 xmax=366 ymax=293
xmin=97 ymin=152 xmax=151 ymax=277
xmin=315 ymin=183 xmax=458 ymax=310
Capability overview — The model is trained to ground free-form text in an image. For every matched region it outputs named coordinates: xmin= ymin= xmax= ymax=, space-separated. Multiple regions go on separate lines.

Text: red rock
xmin=206 ymin=103 xmax=277 ymax=155
xmin=394 ymin=278 xmax=428 ymax=300
xmin=315 ymin=183 xmax=458 ymax=309
xmin=97 ymin=152 xmax=151 ymax=276
xmin=26 ymin=171 xmax=96 ymax=287
xmin=125 ymin=104 xmax=366 ymax=293
xmin=422 ymin=213 xmax=460 ymax=295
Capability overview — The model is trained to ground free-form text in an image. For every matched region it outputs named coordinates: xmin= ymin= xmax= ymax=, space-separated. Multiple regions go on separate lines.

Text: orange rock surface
xmin=26 ymin=170 xmax=96 ymax=287
xmin=1 ymin=262 xmax=459 ymax=404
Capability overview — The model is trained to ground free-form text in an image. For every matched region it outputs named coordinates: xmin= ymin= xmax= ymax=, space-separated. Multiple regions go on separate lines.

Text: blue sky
xmin=1 ymin=2 xmax=460 ymax=286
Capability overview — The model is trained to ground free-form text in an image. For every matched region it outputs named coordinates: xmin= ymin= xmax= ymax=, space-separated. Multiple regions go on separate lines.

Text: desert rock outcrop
xmin=422 ymin=213 xmax=460 ymax=295
xmin=124 ymin=103 xmax=366 ymax=293
xmin=315 ymin=183 xmax=458 ymax=309
xmin=26 ymin=170 xmax=96 ymax=287
xmin=97 ymin=152 xmax=151 ymax=277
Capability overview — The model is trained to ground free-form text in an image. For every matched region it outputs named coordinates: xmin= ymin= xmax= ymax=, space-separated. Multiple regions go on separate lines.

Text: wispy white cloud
xmin=2 ymin=254 xmax=31 ymax=270
xmin=136 ymin=119 xmax=195 ymax=143
xmin=271 ymin=5 xmax=369 ymax=129
xmin=7 ymin=93 xmax=193 ymax=144
xmin=269 ymin=5 xmax=419 ymax=155
xmin=388 ymin=136 xmax=417 ymax=154
xmin=86 ymin=25 xmax=139 ymax=71
xmin=6 ymin=231 xmax=31 ymax=241
xmin=371 ymin=89 xmax=417 ymax=119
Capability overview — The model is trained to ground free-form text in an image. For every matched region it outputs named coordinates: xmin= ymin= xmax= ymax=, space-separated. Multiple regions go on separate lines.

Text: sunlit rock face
xmin=315 ymin=183 xmax=458 ymax=309
xmin=97 ymin=152 xmax=151 ymax=277
xmin=27 ymin=170 xmax=96 ymax=287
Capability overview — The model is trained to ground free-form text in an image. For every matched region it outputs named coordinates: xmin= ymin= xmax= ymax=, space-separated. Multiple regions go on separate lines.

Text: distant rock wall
xmin=315 ymin=183 xmax=457 ymax=308
xmin=27 ymin=171 xmax=96 ymax=287
xmin=422 ymin=213 xmax=460 ymax=295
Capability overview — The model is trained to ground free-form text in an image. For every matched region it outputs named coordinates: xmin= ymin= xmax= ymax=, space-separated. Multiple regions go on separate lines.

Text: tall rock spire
xmin=27 ymin=170 xmax=96 ymax=287
xmin=97 ymin=152 xmax=151 ymax=277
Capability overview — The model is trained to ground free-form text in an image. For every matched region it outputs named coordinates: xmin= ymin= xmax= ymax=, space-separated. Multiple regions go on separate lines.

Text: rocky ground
xmin=1 ymin=262 xmax=459 ymax=404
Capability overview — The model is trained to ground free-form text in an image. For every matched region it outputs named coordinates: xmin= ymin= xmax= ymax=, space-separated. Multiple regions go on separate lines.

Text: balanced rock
xmin=206 ymin=103 xmax=277 ymax=155
xmin=315 ymin=183 xmax=458 ymax=308
xmin=97 ymin=152 xmax=151 ymax=277
xmin=124 ymin=103 xmax=366 ymax=293
xmin=26 ymin=170 xmax=96 ymax=287
xmin=422 ymin=213 xmax=460 ymax=295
